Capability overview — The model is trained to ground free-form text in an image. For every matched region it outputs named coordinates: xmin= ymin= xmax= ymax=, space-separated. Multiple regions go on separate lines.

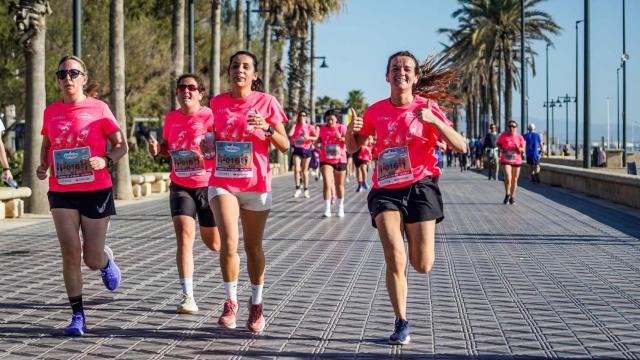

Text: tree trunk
xmin=286 ymin=37 xmax=300 ymax=119
xmin=465 ymin=97 xmax=473 ymax=139
xmin=235 ymin=0 xmax=244 ymax=50
xmin=296 ymin=33 xmax=309 ymax=114
xmin=262 ymin=10 xmax=272 ymax=93
xmin=503 ymin=36 xmax=513 ymax=124
xmin=22 ymin=17 xmax=48 ymax=214
xmin=273 ymin=40 xmax=285 ymax=105
xmin=210 ymin=0 xmax=221 ymax=97
xmin=309 ymin=22 xmax=316 ymax=123
xmin=489 ymin=61 xmax=499 ymax=127
xmin=110 ymin=0 xmax=132 ymax=200
xmin=171 ymin=0 xmax=185 ymax=110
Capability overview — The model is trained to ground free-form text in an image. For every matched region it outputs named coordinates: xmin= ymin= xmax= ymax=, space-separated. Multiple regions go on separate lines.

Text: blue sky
xmin=313 ymin=0 xmax=639 ymax=145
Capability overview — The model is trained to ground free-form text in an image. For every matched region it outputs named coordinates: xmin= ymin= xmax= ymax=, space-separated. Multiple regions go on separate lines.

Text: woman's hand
xmin=36 ymin=164 xmax=48 ymax=180
xmin=148 ymin=135 xmax=160 ymax=156
xmin=89 ymin=156 xmax=107 ymax=170
xmin=247 ymin=109 xmax=269 ymax=131
xmin=416 ymin=99 xmax=439 ymax=125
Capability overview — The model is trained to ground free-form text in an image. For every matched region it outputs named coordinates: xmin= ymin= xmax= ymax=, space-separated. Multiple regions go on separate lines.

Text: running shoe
xmin=293 ymin=189 xmax=301 ymax=198
xmin=218 ymin=299 xmax=239 ymax=329
xmin=509 ymin=196 xmax=515 ymax=205
xmin=356 ymin=185 xmax=362 ymax=193
xmin=303 ymin=190 xmax=310 ymax=198
xmin=363 ymin=181 xmax=370 ymax=190
xmin=337 ymin=205 xmax=345 ymax=218
xmin=63 ymin=312 xmax=86 ymax=336
xmin=388 ymin=317 xmax=410 ymax=345
xmin=100 ymin=246 xmax=121 ymax=291
xmin=503 ymin=195 xmax=510 ymax=205
xmin=323 ymin=209 xmax=332 ymax=218
xmin=177 ymin=293 xmax=199 ymax=314
xmin=246 ymin=297 xmax=265 ymax=333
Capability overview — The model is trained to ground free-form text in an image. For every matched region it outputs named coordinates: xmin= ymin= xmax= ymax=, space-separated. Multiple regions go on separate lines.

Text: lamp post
xmin=520 ymin=0 xmax=526 ymax=130
xmin=617 ymin=67 xmax=621 ymax=148
xmin=187 ymin=0 xmax=194 ymax=73
xmin=583 ymin=0 xmax=591 ymax=168
xmin=575 ymin=20 xmax=583 ymax=159
xmin=622 ymin=0 xmax=628 ymax=165
xmin=73 ymin=0 xmax=81 ymax=57
xmin=543 ymin=100 xmax=558 ymax=153
xmin=607 ymin=97 xmax=611 ymax=149
xmin=546 ymin=43 xmax=551 ymax=156
xmin=244 ymin=3 xmax=281 ymax=90
xmin=558 ymin=94 xmax=576 ymax=148
xmin=310 ymin=56 xmax=328 ymax=122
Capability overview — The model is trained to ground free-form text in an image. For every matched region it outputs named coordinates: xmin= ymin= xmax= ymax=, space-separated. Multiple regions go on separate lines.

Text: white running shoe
xmin=177 ymin=293 xmax=199 ymax=314
xmin=323 ymin=209 xmax=332 ymax=217
xmin=304 ymin=190 xmax=310 ymax=198
xmin=294 ymin=189 xmax=301 ymax=198
xmin=338 ymin=206 xmax=345 ymax=218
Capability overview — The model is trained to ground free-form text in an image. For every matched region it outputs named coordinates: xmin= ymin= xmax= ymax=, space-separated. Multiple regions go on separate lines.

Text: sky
xmin=312 ymin=0 xmax=640 ymax=145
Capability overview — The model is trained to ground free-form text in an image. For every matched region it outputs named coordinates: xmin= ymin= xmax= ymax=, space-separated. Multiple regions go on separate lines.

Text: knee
xmin=384 ymin=252 xmax=406 ymax=274
xmin=411 ymin=257 xmax=434 ymax=274
xmin=244 ymin=242 xmax=263 ymax=258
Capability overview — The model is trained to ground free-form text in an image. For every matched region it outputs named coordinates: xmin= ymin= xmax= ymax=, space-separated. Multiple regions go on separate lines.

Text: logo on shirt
xmin=78 ymin=113 xmax=91 ymax=121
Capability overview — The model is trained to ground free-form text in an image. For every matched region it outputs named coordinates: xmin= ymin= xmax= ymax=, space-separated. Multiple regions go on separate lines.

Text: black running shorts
xmin=367 ymin=177 xmax=444 ymax=228
xmin=320 ymin=162 xmax=347 ymax=171
xmin=169 ymin=182 xmax=216 ymax=227
xmin=48 ymin=187 xmax=116 ymax=219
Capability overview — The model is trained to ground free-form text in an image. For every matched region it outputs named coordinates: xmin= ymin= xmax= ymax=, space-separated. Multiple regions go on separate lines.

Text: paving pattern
xmin=1 ymin=167 xmax=639 ymax=359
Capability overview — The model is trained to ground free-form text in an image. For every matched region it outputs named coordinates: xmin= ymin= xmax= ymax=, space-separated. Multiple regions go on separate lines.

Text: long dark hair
xmin=228 ymin=51 xmax=264 ymax=92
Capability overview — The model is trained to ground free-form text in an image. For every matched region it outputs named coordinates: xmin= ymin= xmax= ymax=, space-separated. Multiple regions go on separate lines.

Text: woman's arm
xmin=345 ymin=108 xmax=368 ymax=154
xmin=89 ymin=129 xmax=128 ymax=170
xmin=36 ymin=136 xmax=51 ymax=180
xmin=268 ymin=123 xmax=289 ymax=153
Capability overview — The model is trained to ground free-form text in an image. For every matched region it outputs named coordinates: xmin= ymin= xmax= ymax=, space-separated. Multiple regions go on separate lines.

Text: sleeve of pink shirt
xmin=265 ymin=96 xmax=287 ymax=126
xmin=100 ymin=103 xmax=121 ymax=136
xmin=40 ymin=108 xmax=50 ymax=136
xmin=162 ymin=113 xmax=170 ymax=140
xmin=430 ymin=101 xmax=453 ymax=127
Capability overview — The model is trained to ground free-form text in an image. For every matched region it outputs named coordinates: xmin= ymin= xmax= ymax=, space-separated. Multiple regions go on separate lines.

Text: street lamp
xmin=546 ymin=42 xmax=551 ymax=156
xmin=73 ymin=0 xmax=81 ymax=57
xmin=246 ymin=1 xmax=280 ymax=51
xmin=310 ymin=55 xmax=329 ymax=122
xmin=617 ymin=67 xmax=621 ymax=149
xmin=622 ymin=0 xmax=628 ymax=165
xmin=245 ymin=2 xmax=281 ymax=92
xmin=575 ymin=20 xmax=583 ymax=159
xmin=543 ymin=100 xmax=559 ymax=154
xmin=583 ymin=0 xmax=591 ymax=168
xmin=558 ymin=94 xmax=576 ymax=149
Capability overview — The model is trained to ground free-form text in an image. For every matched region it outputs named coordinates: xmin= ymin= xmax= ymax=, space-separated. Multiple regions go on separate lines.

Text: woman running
xmin=206 ymin=51 xmax=289 ymax=333
xmin=497 ymin=120 xmax=525 ymax=204
xmin=36 ymin=55 xmax=127 ymax=336
xmin=346 ymin=51 xmax=465 ymax=345
xmin=317 ymin=109 xmax=347 ymax=217
xmin=354 ymin=136 xmax=373 ymax=192
xmin=287 ymin=110 xmax=318 ymax=198
xmin=148 ymin=73 xmax=221 ymax=314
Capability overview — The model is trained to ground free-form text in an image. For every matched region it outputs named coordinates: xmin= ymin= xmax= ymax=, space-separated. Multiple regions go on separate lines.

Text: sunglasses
xmin=177 ymin=84 xmax=199 ymax=92
xmin=56 ymin=69 xmax=84 ymax=80
xmin=508 ymin=125 xmax=517 ymax=128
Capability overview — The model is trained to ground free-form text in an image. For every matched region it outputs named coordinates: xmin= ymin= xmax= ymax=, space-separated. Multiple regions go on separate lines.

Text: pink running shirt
xmin=318 ymin=124 xmax=347 ymax=164
xmin=359 ymin=96 xmax=452 ymax=189
xmin=41 ymin=97 xmax=120 ymax=192
xmin=290 ymin=123 xmax=317 ymax=150
xmin=162 ymin=107 xmax=214 ymax=188
xmin=497 ymin=132 xmax=525 ymax=165
xmin=208 ymin=91 xmax=287 ymax=192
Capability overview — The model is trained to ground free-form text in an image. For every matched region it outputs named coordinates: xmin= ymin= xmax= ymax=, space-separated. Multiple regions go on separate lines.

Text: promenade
xmin=1 ymin=169 xmax=639 ymax=359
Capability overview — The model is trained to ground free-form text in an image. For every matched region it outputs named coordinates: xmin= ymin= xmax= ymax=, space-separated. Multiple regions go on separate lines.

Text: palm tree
xmin=110 ymin=0 xmax=133 ymax=199
xmin=9 ymin=0 xmax=51 ymax=214
xmin=346 ymin=90 xmax=367 ymax=115
xmin=441 ymin=0 xmax=560 ymax=132
xmin=170 ymin=0 xmax=185 ymax=110
xmin=235 ymin=0 xmax=244 ymax=49
xmin=210 ymin=0 xmax=221 ymax=97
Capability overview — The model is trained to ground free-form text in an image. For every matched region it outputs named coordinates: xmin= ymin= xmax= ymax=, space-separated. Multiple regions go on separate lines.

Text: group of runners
xmin=38 ymin=49 xmax=541 ymax=346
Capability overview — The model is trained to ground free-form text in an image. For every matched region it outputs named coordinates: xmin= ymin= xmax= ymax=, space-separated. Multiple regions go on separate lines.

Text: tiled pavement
xmin=1 ymin=168 xmax=639 ymax=359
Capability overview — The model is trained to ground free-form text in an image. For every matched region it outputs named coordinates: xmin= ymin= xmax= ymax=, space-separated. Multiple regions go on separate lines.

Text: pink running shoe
xmin=218 ymin=299 xmax=239 ymax=329
xmin=246 ymin=297 xmax=265 ymax=333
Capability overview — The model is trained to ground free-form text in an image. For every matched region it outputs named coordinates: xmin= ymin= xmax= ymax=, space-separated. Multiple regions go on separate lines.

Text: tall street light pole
xmin=617 ymin=67 xmax=621 ymax=148
xmin=546 ymin=43 xmax=550 ymax=156
xmin=622 ymin=0 xmax=628 ymax=165
xmin=73 ymin=0 xmax=81 ymax=57
xmin=187 ymin=0 xmax=195 ymax=73
xmin=583 ymin=0 xmax=591 ymax=168
xmin=575 ymin=20 xmax=583 ymax=159
xmin=520 ymin=0 xmax=526 ymax=130
xmin=559 ymin=94 xmax=576 ymax=146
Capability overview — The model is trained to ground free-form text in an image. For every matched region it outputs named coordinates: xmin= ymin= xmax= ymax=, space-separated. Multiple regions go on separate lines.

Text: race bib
xmin=504 ymin=150 xmax=516 ymax=161
xmin=325 ymin=144 xmax=340 ymax=159
xmin=294 ymin=135 xmax=305 ymax=148
xmin=53 ymin=146 xmax=95 ymax=185
xmin=215 ymin=141 xmax=253 ymax=178
xmin=169 ymin=150 xmax=205 ymax=177
xmin=377 ymin=146 xmax=414 ymax=187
